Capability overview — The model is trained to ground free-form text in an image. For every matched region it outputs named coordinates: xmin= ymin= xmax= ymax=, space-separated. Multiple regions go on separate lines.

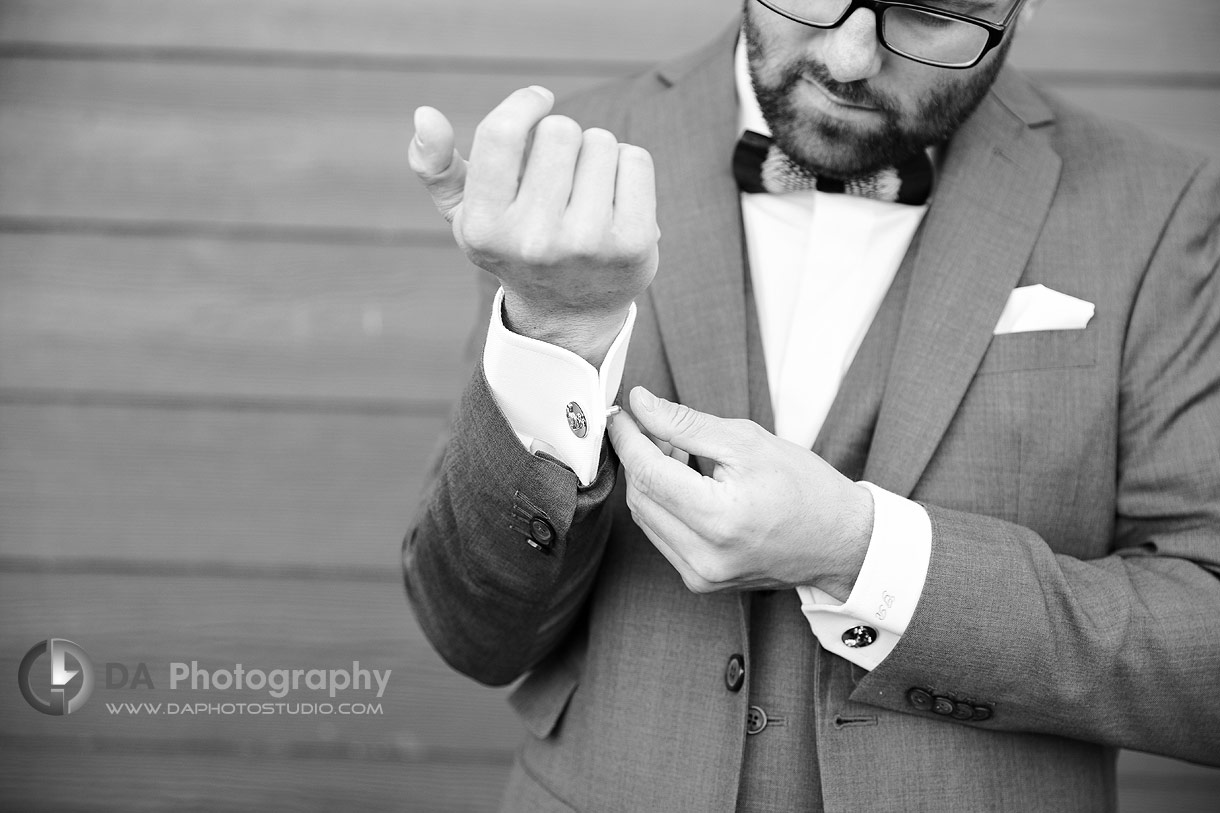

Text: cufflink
xmin=565 ymin=402 xmax=587 ymax=438
xmin=841 ymin=625 xmax=878 ymax=648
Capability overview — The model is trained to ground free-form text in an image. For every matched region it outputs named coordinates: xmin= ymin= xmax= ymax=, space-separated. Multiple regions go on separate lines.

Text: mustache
xmin=779 ymin=60 xmax=894 ymax=111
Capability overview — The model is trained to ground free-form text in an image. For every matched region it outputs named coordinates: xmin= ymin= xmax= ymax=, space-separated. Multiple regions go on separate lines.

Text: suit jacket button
xmin=906 ymin=688 xmax=933 ymax=711
xmin=725 ymin=654 xmax=745 ymax=692
xmin=527 ymin=517 xmax=556 ymax=552
xmin=932 ymin=696 xmax=955 ymax=716
xmin=951 ymin=701 xmax=975 ymax=720
xmin=841 ymin=625 xmax=878 ymax=648
xmin=746 ymin=705 xmax=768 ymax=735
xmin=972 ymin=705 xmax=994 ymax=722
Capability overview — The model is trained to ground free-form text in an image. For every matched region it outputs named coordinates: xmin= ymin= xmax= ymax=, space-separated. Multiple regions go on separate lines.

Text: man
xmin=404 ymin=0 xmax=1220 ymax=810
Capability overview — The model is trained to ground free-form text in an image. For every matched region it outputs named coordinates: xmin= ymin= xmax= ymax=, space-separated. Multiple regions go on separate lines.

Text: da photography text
xmin=107 ymin=660 xmax=392 ymax=699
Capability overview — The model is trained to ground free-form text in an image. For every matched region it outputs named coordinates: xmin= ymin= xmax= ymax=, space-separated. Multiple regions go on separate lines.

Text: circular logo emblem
xmin=18 ymin=638 xmax=94 ymax=715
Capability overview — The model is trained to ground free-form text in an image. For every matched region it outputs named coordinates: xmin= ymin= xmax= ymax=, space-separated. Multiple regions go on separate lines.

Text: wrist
xmin=501 ymin=291 xmax=630 ymax=367
xmin=818 ymin=482 xmax=875 ymax=601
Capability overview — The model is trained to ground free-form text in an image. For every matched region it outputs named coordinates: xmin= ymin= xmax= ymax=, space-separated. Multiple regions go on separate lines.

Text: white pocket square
xmin=993 ymin=284 xmax=1095 ymax=335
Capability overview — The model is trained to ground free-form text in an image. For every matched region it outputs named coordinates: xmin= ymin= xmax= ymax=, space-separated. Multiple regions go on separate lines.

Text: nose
xmin=821 ymin=9 xmax=883 ymax=82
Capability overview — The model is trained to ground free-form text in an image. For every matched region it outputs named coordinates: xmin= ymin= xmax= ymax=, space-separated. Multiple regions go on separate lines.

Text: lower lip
xmin=799 ymin=75 xmax=881 ymax=117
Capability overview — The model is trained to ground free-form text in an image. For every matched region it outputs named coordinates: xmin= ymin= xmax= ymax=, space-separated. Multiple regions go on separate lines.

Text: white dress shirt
xmin=480 ymin=38 xmax=933 ymax=671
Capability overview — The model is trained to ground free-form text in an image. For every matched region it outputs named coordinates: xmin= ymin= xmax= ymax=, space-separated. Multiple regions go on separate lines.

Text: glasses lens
xmin=766 ymin=0 xmax=853 ymax=26
xmin=882 ymin=8 xmax=991 ymax=66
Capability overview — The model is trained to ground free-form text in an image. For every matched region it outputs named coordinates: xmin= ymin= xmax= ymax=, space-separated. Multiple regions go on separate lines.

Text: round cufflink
xmin=841 ymin=625 xmax=878 ymax=648
xmin=565 ymin=402 xmax=587 ymax=438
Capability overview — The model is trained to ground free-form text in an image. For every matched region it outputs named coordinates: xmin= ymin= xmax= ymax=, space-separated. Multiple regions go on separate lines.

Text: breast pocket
xmin=976 ymin=327 xmax=1097 ymax=375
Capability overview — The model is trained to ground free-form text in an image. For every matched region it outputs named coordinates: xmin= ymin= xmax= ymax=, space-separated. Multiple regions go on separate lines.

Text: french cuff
xmin=482 ymin=286 xmax=636 ymax=486
xmin=796 ymin=482 xmax=932 ymax=671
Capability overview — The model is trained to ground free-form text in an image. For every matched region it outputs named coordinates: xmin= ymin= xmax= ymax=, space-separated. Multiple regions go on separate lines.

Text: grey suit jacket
xmin=403 ymin=23 xmax=1220 ymax=813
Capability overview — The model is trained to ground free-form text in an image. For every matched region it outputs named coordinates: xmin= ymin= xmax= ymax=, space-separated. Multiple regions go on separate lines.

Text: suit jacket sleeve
xmin=402 ymin=274 xmax=619 ymax=687
xmin=854 ymin=158 xmax=1220 ymax=765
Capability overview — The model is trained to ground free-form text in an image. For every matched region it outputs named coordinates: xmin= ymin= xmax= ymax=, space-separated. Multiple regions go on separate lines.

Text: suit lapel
xmin=863 ymin=70 xmax=1061 ymax=496
xmin=628 ymin=28 xmax=752 ymax=422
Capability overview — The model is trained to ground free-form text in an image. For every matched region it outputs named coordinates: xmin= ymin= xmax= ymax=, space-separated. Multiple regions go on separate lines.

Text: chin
xmin=780 ymin=123 xmax=894 ymax=179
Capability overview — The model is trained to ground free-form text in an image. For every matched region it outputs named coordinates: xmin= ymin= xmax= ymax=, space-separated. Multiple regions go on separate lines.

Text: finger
xmin=628 ymin=491 xmax=723 ymax=594
xmin=515 ymin=114 xmax=583 ymax=214
xmin=409 ymin=106 xmax=467 ymax=224
xmin=465 ymin=86 xmax=556 ymax=217
xmin=564 ymin=128 xmax=620 ymax=224
xmin=639 ymin=429 xmax=690 ymax=466
xmin=628 ymin=386 xmax=743 ymax=462
xmin=613 ymin=144 xmax=659 ymax=240
xmin=608 ymin=408 xmax=709 ymax=510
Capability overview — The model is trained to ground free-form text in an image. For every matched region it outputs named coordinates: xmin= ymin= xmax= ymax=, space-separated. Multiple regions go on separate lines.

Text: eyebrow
xmin=921 ymin=0 xmax=1005 ymax=16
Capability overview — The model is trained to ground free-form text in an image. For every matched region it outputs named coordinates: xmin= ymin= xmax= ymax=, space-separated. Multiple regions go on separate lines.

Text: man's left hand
xmin=607 ymin=386 xmax=874 ymax=601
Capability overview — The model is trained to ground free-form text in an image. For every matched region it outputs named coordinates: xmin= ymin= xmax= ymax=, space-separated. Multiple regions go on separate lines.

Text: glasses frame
xmin=753 ymin=0 xmax=1029 ymax=69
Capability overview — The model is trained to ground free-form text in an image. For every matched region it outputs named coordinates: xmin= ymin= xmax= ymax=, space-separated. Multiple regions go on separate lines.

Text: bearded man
xmin=404 ymin=1 xmax=1220 ymax=810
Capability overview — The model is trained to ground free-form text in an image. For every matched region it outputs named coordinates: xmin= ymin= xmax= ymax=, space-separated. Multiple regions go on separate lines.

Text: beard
xmin=743 ymin=9 xmax=1012 ymax=178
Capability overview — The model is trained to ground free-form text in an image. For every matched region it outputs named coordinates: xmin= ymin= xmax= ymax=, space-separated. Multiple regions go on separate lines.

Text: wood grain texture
xmin=0 ymin=233 xmax=480 ymax=401
xmin=1 ymin=60 xmax=1216 ymax=242
xmin=0 ymin=745 xmax=510 ymax=812
xmin=0 ymin=59 xmax=593 ymax=232
xmin=0 ymin=0 xmax=1216 ymax=75
xmin=0 ymin=403 xmax=454 ymax=569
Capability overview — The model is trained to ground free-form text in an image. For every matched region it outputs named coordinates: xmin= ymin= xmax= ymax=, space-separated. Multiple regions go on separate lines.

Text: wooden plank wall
xmin=1 ymin=1 xmax=1217 ymax=810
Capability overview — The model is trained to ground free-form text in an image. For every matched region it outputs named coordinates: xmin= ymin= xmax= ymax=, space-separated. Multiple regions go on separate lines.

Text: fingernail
xmin=528 ymin=85 xmax=554 ymax=102
xmin=635 ymin=387 xmax=657 ymax=412
xmin=411 ymin=108 xmax=429 ymax=147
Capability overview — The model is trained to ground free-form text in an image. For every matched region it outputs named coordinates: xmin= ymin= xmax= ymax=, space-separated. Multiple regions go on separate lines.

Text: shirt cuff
xmin=795 ymin=482 xmax=932 ymax=671
xmin=481 ymin=286 xmax=636 ymax=486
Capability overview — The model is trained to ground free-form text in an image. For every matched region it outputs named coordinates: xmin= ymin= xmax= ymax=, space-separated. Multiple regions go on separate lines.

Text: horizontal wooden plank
xmin=0 ymin=403 xmax=450 ymax=569
xmin=0 ymin=0 xmax=738 ymax=67
xmin=1 ymin=60 xmax=1215 ymax=237
xmin=5 ymin=743 xmax=1215 ymax=813
xmin=0 ymin=59 xmax=597 ymax=232
xmin=1009 ymin=0 xmax=1220 ymax=76
xmin=0 ymin=743 xmax=510 ymax=812
xmin=0 ymin=233 xmax=482 ymax=401
xmin=0 ymin=0 xmax=1216 ymax=75
xmin=0 ymin=573 xmax=522 ymax=750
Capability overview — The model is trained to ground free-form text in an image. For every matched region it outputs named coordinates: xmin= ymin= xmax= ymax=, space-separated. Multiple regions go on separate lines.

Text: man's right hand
xmin=408 ymin=86 xmax=659 ymax=366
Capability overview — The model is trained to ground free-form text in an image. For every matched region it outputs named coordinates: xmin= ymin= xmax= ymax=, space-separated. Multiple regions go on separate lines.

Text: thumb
xmin=629 ymin=386 xmax=738 ymax=462
xmin=408 ymin=105 xmax=467 ymax=224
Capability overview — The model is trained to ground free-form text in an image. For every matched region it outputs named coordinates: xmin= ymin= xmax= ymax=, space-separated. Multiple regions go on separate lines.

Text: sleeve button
xmin=951 ymin=701 xmax=975 ymax=720
xmin=906 ymin=688 xmax=933 ymax=711
xmin=932 ymin=696 xmax=955 ymax=716
xmin=527 ymin=516 xmax=556 ymax=552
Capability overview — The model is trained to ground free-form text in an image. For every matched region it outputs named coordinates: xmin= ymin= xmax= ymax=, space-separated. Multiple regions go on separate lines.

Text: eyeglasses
xmin=753 ymin=0 xmax=1028 ymax=69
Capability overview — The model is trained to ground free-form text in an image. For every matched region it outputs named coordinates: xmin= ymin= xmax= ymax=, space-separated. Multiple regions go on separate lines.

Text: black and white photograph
xmin=1 ymin=1 xmax=1218 ymax=810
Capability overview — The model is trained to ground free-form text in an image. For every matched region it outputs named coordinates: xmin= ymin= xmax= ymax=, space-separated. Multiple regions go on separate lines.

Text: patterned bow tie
xmin=733 ymin=130 xmax=933 ymax=206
